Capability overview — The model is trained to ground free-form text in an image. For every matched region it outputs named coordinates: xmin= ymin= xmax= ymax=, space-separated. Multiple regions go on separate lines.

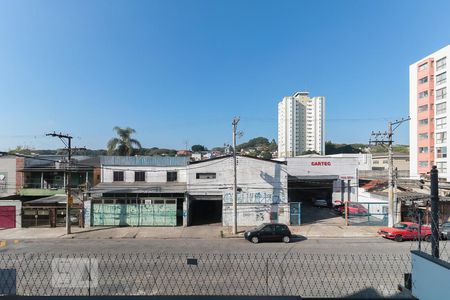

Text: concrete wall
xmin=102 ymin=166 xmax=187 ymax=183
xmin=0 ymin=200 xmax=22 ymax=228
xmin=286 ymin=156 xmax=359 ymax=203
xmin=222 ymin=203 xmax=290 ymax=226
xmin=188 ymin=156 xmax=289 ymax=226
xmin=411 ymin=251 xmax=450 ymax=300
xmin=327 ymin=153 xmax=373 ymax=171
xmin=187 ymin=156 xmax=288 ymax=197
xmin=0 ymin=156 xmax=17 ymax=198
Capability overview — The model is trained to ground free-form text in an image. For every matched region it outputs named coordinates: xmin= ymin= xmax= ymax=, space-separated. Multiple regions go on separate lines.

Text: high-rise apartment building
xmin=410 ymin=45 xmax=449 ymax=180
xmin=278 ymin=92 xmax=325 ymax=157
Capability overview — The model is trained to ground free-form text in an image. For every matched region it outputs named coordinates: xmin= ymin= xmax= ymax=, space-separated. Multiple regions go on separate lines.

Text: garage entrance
xmin=288 ymin=176 xmax=339 ymax=224
xmin=189 ymin=195 xmax=222 ymax=225
xmin=0 ymin=206 xmax=16 ymax=228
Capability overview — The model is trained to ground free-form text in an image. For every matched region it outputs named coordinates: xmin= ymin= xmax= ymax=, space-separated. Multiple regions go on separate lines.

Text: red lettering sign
xmin=311 ymin=161 xmax=332 ymax=166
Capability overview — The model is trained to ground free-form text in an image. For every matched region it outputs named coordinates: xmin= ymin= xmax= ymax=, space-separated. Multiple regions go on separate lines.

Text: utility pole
xmin=369 ymin=117 xmax=410 ymax=227
xmin=232 ymin=116 xmax=240 ymax=235
xmin=430 ymin=166 xmax=440 ymax=258
xmin=46 ymin=132 xmax=73 ymax=234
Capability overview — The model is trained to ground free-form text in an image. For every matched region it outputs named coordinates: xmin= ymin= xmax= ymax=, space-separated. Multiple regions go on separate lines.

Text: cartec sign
xmin=311 ymin=161 xmax=331 ymax=166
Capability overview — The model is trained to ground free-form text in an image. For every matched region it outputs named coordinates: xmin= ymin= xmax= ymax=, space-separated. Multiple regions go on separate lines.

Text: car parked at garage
xmin=244 ymin=223 xmax=292 ymax=244
xmin=313 ymin=199 xmax=328 ymax=207
xmin=337 ymin=202 xmax=369 ymax=216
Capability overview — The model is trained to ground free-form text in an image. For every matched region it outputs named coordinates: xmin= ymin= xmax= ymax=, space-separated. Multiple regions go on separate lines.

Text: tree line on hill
xmin=6 ymin=126 xmax=409 ymax=157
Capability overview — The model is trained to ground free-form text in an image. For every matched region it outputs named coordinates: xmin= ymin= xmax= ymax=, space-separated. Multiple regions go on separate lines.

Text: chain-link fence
xmin=406 ymin=202 xmax=450 ymax=263
xmin=0 ymin=252 xmax=411 ymax=298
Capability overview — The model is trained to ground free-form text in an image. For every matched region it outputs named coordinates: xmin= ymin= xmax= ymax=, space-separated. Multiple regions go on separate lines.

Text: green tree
xmin=301 ymin=150 xmax=320 ymax=155
xmin=8 ymin=146 xmax=33 ymax=155
xmin=107 ymin=127 xmax=142 ymax=156
xmin=191 ymin=144 xmax=207 ymax=152
xmin=260 ymin=151 xmax=273 ymax=159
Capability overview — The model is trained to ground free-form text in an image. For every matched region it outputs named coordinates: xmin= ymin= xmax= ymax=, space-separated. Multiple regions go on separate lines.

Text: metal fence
xmin=406 ymin=203 xmax=450 ymax=264
xmin=0 ymin=253 xmax=411 ymax=298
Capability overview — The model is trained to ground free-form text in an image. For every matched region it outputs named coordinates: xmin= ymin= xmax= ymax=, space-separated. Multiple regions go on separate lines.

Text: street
xmin=1 ymin=236 xmax=414 ymax=254
xmin=0 ymin=236 xmax=414 ymax=298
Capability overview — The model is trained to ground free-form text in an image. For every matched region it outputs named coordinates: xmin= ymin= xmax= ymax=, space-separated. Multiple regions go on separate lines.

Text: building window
xmin=436 ymin=132 xmax=447 ymax=143
xmin=167 ymin=171 xmax=177 ymax=182
xmin=437 ymin=162 xmax=447 ymax=173
xmin=419 ymin=118 xmax=428 ymax=125
xmin=436 ymin=87 xmax=447 ymax=100
xmin=196 ymin=173 xmax=216 ymax=179
xmin=113 ymin=171 xmax=124 ymax=182
xmin=436 ymin=102 xmax=447 ymax=115
xmin=437 ymin=57 xmax=446 ymax=71
xmin=436 ymin=72 xmax=447 ymax=85
xmin=437 ymin=147 xmax=447 ymax=158
xmin=418 ymin=133 xmax=428 ymax=140
xmin=419 ymin=161 xmax=428 ymax=168
xmin=135 ymin=171 xmax=145 ymax=182
xmin=418 ymin=76 xmax=428 ymax=84
xmin=436 ymin=117 xmax=447 ymax=130
xmin=418 ymin=104 xmax=428 ymax=112
xmin=418 ymin=91 xmax=429 ymax=98
xmin=418 ymin=62 xmax=428 ymax=71
xmin=419 ymin=147 xmax=428 ymax=153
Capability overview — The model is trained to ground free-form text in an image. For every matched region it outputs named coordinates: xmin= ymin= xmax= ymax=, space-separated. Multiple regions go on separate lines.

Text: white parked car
xmin=313 ymin=199 xmax=328 ymax=207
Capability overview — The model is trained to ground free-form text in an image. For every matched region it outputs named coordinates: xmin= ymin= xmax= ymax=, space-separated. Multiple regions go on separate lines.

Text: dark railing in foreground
xmin=0 ymin=253 xmax=411 ymax=298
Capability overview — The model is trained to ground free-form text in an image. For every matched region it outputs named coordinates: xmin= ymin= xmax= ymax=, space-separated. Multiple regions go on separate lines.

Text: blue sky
xmin=1 ymin=0 xmax=449 ymax=151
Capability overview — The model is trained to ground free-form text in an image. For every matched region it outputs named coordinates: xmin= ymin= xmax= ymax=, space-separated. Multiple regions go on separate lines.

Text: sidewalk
xmin=0 ymin=224 xmax=379 ymax=240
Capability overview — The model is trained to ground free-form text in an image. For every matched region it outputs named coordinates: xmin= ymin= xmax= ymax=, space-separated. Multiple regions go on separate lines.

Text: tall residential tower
xmin=278 ymin=92 xmax=325 ymax=157
xmin=410 ymin=45 xmax=449 ymax=180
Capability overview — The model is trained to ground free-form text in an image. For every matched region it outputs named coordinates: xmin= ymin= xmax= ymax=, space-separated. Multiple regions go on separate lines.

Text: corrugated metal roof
xmin=90 ymin=182 xmax=187 ymax=194
xmin=100 ymin=156 xmax=189 ymax=167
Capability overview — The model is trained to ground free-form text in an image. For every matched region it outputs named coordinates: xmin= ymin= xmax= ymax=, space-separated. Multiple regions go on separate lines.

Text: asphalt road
xmin=1 ymin=236 xmax=416 ymax=254
xmin=0 ymin=237 xmax=425 ymax=298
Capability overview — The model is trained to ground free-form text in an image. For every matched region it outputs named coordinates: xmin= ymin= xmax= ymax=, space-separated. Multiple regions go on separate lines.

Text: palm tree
xmin=107 ymin=127 xmax=142 ymax=156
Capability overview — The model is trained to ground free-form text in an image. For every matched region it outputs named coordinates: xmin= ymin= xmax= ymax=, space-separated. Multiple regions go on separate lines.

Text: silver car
xmin=313 ymin=199 xmax=328 ymax=207
xmin=441 ymin=222 xmax=450 ymax=240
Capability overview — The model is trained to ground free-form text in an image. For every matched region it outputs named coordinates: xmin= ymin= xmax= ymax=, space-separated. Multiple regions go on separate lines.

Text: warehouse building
xmin=186 ymin=155 xmax=289 ymax=226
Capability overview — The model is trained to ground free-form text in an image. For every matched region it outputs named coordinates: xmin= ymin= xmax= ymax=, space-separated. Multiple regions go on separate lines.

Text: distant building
xmin=176 ymin=150 xmax=192 ymax=156
xmin=278 ymin=91 xmax=325 ymax=157
xmin=372 ymin=153 xmax=410 ymax=172
xmin=0 ymin=155 xmax=17 ymax=198
xmin=410 ymin=45 xmax=449 ymax=180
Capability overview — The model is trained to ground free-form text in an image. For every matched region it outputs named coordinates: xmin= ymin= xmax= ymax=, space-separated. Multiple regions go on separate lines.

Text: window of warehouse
xmin=135 ymin=171 xmax=145 ymax=182
xmin=167 ymin=171 xmax=177 ymax=182
xmin=113 ymin=171 xmax=124 ymax=182
xmin=196 ymin=173 xmax=216 ymax=179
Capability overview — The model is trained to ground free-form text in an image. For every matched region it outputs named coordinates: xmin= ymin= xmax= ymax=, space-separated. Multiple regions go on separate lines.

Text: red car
xmin=378 ymin=222 xmax=432 ymax=242
xmin=337 ymin=202 xmax=368 ymax=215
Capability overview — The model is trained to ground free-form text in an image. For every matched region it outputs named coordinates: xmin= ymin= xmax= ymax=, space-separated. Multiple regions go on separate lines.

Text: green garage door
xmin=92 ymin=203 xmax=176 ymax=226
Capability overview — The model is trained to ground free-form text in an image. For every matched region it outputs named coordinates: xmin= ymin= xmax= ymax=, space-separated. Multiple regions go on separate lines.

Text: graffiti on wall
xmin=0 ymin=173 xmax=7 ymax=191
xmin=84 ymin=200 xmax=91 ymax=227
xmin=223 ymin=205 xmax=272 ymax=223
xmin=223 ymin=191 xmax=286 ymax=204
